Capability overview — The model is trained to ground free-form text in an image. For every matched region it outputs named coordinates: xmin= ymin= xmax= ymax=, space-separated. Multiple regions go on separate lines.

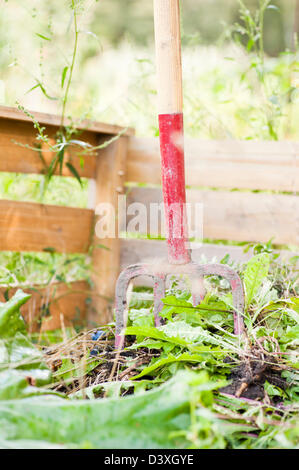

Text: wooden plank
xmin=121 ymin=239 xmax=253 ymax=266
xmin=0 ymin=280 xmax=91 ymax=332
xmin=127 ymin=137 xmax=299 ymax=191
xmin=0 ymin=118 xmax=97 ymax=178
xmin=0 ymin=200 xmax=93 ymax=253
xmin=127 ymin=187 xmax=299 ymax=246
xmin=120 ymin=238 xmax=298 ymax=272
xmin=0 ymin=105 xmax=134 ymax=136
xmin=90 ymin=136 xmax=129 ymax=324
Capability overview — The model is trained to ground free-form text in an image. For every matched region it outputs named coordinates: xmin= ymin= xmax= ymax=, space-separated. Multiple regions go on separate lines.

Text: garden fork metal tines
xmin=115 ymin=0 xmax=245 ymax=349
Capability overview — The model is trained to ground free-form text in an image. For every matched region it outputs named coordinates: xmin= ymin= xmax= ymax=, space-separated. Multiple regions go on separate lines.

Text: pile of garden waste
xmin=0 ymin=251 xmax=298 ymax=449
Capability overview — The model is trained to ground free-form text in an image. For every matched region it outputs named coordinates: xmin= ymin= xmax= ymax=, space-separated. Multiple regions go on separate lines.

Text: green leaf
xmin=247 ymin=38 xmax=255 ymax=51
xmin=58 ymin=148 xmax=65 ymax=175
xmin=160 ymin=321 xmax=208 ymax=343
xmin=131 ymin=353 xmax=205 ymax=379
xmin=290 ymin=298 xmax=299 ymax=316
xmin=129 ymin=292 xmax=153 ymax=309
xmin=0 ymin=370 xmax=60 ymax=400
xmin=264 ymin=381 xmax=283 ymax=397
xmin=127 ymin=339 xmax=169 ymax=351
xmin=266 ymin=5 xmax=279 ymax=11
xmin=36 ymin=33 xmax=51 ymax=41
xmin=243 ymin=253 xmax=270 ymax=307
xmin=70 ymin=378 xmax=162 ymax=400
xmin=42 ymin=247 xmax=56 ymax=253
xmin=54 ymin=355 xmax=101 ymax=383
xmin=0 ymin=371 xmax=196 ymax=448
xmin=0 ymin=290 xmax=31 ymax=338
xmin=66 ymin=162 xmax=82 ymax=187
xmin=131 ymin=312 xmax=154 ymax=328
xmin=162 ymin=295 xmax=193 ymax=308
xmin=61 ymin=66 xmax=68 ymax=88
xmin=26 ymin=81 xmax=58 ymax=101
xmin=124 ymin=326 xmax=188 ymax=347
xmin=280 ymin=325 xmax=299 ymax=344
xmin=160 ymin=320 xmax=236 ymax=351
xmin=94 ymin=243 xmax=110 ymax=251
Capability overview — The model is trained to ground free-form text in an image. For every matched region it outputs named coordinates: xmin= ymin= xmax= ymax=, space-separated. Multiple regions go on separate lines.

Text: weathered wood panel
xmin=0 ymin=105 xmax=134 ymax=136
xmin=120 ymin=238 xmax=298 ymax=268
xmin=0 ymin=280 xmax=90 ymax=332
xmin=0 ymin=106 xmax=134 ymax=178
xmin=0 ymin=117 xmax=98 ymax=178
xmin=0 ymin=200 xmax=94 ymax=253
xmin=127 ymin=187 xmax=299 ymax=246
xmin=90 ymin=136 xmax=128 ymax=324
xmin=127 ymin=137 xmax=299 ymax=191
xmin=121 ymin=238 xmax=253 ymax=266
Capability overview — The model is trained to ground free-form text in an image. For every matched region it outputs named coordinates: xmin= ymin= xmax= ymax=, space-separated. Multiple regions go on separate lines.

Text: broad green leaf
xmin=0 ymin=371 xmax=197 ymax=449
xmin=280 ymin=325 xmax=299 ymax=344
xmin=0 ymin=333 xmax=52 ymax=389
xmin=131 ymin=353 xmax=205 ymax=379
xmin=290 ymin=298 xmax=299 ymax=319
xmin=124 ymin=326 xmax=188 ymax=347
xmin=0 ymin=290 xmax=52 ymax=394
xmin=159 ymin=321 xmax=238 ymax=351
xmin=161 ymin=295 xmax=193 ymax=308
xmin=0 ymin=439 xmax=67 ymax=449
xmin=160 ymin=321 xmax=209 ymax=343
xmin=243 ymin=253 xmax=270 ymax=307
xmin=161 ymin=295 xmax=232 ymax=326
xmin=5 ymin=333 xmax=44 ymax=367
xmin=0 ymin=370 xmax=61 ymax=400
xmin=0 ymin=290 xmax=31 ymax=338
xmin=129 ymin=292 xmax=153 ymax=309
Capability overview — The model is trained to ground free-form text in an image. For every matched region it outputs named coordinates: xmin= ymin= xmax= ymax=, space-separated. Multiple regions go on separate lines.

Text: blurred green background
xmin=1 ymin=0 xmax=299 ymax=140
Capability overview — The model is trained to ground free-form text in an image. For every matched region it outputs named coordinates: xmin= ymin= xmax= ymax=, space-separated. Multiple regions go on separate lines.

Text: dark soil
xmin=220 ymin=351 xmax=287 ymax=400
xmin=46 ymin=329 xmax=157 ymax=396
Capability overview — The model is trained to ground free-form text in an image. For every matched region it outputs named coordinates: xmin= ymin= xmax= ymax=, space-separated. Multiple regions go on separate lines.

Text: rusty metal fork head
xmin=114 ymin=261 xmax=245 ymax=349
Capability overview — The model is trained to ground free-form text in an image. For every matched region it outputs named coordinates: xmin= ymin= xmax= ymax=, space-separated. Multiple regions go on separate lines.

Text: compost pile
xmin=45 ymin=325 xmax=289 ymax=404
xmin=0 ymin=252 xmax=298 ymax=449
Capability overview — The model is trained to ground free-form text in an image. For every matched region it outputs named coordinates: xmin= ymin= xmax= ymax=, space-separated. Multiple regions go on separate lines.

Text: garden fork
xmin=115 ymin=0 xmax=245 ymax=349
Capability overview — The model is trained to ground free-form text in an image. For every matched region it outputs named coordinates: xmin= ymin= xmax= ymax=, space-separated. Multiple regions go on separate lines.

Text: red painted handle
xmin=154 ymin=1 xmax=190 ymax=264
xmin=159 ymin=113 xmax=190 ymax=264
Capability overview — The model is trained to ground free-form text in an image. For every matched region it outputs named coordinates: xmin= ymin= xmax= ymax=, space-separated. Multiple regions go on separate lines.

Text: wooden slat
xmin=0 ymin=200 xmax=93 ymax=253
xmin=0 ymin=106 xmax=134 ymax=178
xmin=127 ymin=187 xmax=299 ymax=246
xmin=0 ymin=105 xmax=134 ymax=136
xmin=121 ymin=238 xmax=298 ymax=268
xmin=127 ymin=137 xmax=299 ymax=192
xmin=90 ymin=136 xmax=129 ymax=324
xmin=121 ymin=239 xmax=252 ymax=266
xmin=0 ymin=117 xmax=98 ymax=178
xmin=0 ymin=280 xmax=91 ymax=332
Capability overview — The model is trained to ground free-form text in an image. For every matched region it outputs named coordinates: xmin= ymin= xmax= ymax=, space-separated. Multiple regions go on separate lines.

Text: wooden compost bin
xmin=0 ymin=106 xmax=133 ymax=331
xmin=121 ymin=137 xmax=299 ymax=268
xmin=0 ymin=105 xmax=298 ymax=331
